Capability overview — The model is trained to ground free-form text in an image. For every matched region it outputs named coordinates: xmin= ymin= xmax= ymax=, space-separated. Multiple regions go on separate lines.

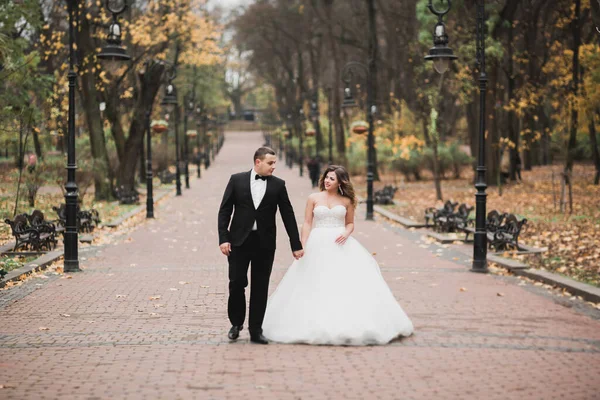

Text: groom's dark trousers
xmin=218 ymin=171 xmax=302 ymax=334
xmin=227 ymin=232 xmax=275 ymax=332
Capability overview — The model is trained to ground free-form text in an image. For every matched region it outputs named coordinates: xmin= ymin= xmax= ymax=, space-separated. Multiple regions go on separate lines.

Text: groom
xmin=218 ymin=146 xmax=304 ymax=344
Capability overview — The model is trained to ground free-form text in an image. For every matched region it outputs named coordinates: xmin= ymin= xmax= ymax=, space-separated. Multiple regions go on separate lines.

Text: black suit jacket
xmin=218 ymin=171 xmax=302 ymax=251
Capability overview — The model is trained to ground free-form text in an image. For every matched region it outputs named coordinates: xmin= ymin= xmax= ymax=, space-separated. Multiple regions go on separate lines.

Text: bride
xmin=262 ymin=165 xmax=413 ymax=345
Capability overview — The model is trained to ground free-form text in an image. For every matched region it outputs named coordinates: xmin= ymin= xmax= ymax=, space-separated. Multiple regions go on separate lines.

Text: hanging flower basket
xmin=151 ymin=120 xmax=168 ymax=134
xmin=186 ymin=130 xmax=198 ymax=137
xmin=351 ymin=120 xmax=368 ymax=134
xmin=305 ymin=128 xmax=316 ymax=137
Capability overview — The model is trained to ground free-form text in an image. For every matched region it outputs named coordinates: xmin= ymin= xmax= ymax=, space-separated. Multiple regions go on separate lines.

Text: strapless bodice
xmin=312 ymin=205 xmax=346 ymax=228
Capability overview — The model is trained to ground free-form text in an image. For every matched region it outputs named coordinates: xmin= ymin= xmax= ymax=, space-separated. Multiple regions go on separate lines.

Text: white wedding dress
xmin=262 ymin=205 xmax=414 ymax=345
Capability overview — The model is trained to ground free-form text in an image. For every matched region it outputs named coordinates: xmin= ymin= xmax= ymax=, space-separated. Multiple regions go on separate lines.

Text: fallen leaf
xmin=149 ymin=296 xmax=161 ymax=300
xmin=39 ymin=327 xmax=49 ymax=331
xmin=116 ymin=294 xmax=127 ymax=298
xmin=459 ymin=287 xmax=467 ymax=292
xmin=179 ymin=281 xmax=190 ymax=285
xmin=497 ymin=292 xmax=505 ymax=297
xmin=60 ymin=314 xmax=71 ymax=317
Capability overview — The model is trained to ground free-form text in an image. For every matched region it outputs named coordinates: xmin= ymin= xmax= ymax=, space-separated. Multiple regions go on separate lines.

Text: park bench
xmin=4 ymin=212 xmax=58 ymax=252
xmin=114 ymin=185 xmax=139 ymax=205
xmin=374 ymin=185 xmax=398 ymax=205
xmin=53 ymin=204 xmax=100 ymax=234
xmin=424 ymin=200 xmax=459 ymax=231
xmin=158 ymin=170 xmax=176 ymax=185
xmin=463 ymin=210 xmax=527 ymax=251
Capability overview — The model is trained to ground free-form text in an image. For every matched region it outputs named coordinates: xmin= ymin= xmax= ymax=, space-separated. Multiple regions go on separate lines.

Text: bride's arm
xmin=301 ymin=195 xmax=315 ymax=246
xmin=335 ymin=202 xmax=355 ymax=245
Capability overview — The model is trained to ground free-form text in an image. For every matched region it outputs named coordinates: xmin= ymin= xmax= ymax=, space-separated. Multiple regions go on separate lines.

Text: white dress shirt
xmin=250 ymin=169 xmax=267 ymax=230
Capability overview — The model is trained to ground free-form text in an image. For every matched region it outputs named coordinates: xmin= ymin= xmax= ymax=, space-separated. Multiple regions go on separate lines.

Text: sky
xmin=208 ymin=0 xmax=251 ymax=11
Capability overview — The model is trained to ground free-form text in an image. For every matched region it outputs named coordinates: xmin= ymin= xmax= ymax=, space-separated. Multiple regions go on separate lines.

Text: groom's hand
xmin=220 ymin=242 xmax=232 ymax=256
xmin=293 ymin=250 xmax=304 ymax=260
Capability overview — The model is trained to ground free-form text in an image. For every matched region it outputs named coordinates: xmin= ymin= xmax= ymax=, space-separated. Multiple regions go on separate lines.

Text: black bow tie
xmin=255 ymin=174 xmax=268 ymax=181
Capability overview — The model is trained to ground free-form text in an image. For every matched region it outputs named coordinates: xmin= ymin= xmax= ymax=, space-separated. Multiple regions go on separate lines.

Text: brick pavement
xmin=1 ymin=131 xmax=599 ymax=400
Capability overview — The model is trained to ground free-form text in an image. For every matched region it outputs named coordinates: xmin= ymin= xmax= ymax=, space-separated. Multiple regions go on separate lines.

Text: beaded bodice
xmin=313 ymin=205 xmax=347 ymax=228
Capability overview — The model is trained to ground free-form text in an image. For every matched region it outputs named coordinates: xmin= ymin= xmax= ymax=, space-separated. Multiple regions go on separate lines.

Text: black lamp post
xmin=325 ymin=87 xmax=333 ymax=165
xmin=298 ymin=107 xmax=305 ymax=177
xmin=183 ymin=94 xmax=194 ymax=189
xmin=63 ymin=0 xmax=80 ymax=273
xmin=202 ymin=114 xmax=210 ymax=169
xmin=472 ymin=0 xmax=488 ymax=273
xmin=144 ymin=95 xmax=154 ymax=218
xmin=62 ymin=0 xmax=129 ymax=273
xmin=278 ymin=127 xmax=284 ymax=160
xmin=195 ymin=106 xmax=202 ymax=178
xmin=161 ymin=75 xmax=182 ymax=196
xmin=285 ymin=114 xmax=293 ymax=168
xmin=341 ymin=62 xmax=376 ymax=221
xmin=310 ymin=93 xmax=321 ymax=159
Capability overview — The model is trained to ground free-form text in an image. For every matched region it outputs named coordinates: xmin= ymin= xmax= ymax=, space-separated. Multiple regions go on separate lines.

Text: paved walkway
xmin=1 ymin=131 xmax=599 ymax=400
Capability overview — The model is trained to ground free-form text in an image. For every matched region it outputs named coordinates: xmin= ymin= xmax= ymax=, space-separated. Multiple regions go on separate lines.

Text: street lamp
xmin=64 ymin=0 xmax=129 ymax=273
xmin=310 ymin=94 xmax=321 ymax=159
xmin=298 ymin=107 xmax=305 ymax=177
xmin=160 ymin=75 xmax=182 ymax=196
xmin=424 ymin=0 xmax=457 ymax=74
xmin=97 ymin=0 xmax=131 ymax=61
xmin=341 ymin=61 xmax=376 ymax=221
xmin=325 ymin=87 xmax=334 ymax=165
xmin=471 ymin=0 xmax=488 ymax=273
xmin=182 ymin=94 xmax=194 ymax=189
xmin=194 ymin=106 xmax=202 ymax=178
xmin=285 ymin=114 xmax=293 ymax=168
xmin=63 ymin=0 xmax=81 ymax=273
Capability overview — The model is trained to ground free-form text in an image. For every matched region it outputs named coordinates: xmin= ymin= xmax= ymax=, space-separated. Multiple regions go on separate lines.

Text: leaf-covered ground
xmin=354 ymin=164 xmax=600 ymax=287
xmin=0 ymin=170 xmax=141 ymax=247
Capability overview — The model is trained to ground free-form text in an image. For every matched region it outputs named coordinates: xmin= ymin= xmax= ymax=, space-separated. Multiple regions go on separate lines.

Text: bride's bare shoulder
xmin=307 ymin=192 xmax=322 ymax=202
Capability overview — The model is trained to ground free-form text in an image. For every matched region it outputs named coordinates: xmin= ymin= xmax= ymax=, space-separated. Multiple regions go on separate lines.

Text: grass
xmin=0 ymin=254 xmax=39 ymax=274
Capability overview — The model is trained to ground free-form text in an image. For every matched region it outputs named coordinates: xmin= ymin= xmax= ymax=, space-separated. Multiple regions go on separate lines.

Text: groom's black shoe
xmin=249 ymin=332 xmax=269 ymax=345
xmin=228 ymin=325 xmax=243 ymax=340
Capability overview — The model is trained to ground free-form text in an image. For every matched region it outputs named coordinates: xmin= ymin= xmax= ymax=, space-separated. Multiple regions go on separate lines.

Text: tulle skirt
xmin=263 ymin=226 xmax=414 ymax=345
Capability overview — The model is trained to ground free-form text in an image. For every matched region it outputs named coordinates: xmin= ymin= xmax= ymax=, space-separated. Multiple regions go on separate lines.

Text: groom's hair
xmin=254 ymin=146 xmax=276 ymax=161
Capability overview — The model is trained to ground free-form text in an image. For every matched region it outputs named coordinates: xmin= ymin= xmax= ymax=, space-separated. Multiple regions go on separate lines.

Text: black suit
xmin=218 ymin=171 xmax=302 ymax=333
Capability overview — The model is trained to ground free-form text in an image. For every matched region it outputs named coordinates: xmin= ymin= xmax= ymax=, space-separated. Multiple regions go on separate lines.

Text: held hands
xmin=219 ymin=242 xmax=232 ymax=256
xmin=335 ymin=232 xmax=350 ymax=246
xmin=293 ymin=249 xmax=304 ymax=260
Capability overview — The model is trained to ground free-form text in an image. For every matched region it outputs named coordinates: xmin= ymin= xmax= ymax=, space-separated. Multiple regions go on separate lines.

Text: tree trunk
xmin=507 ymin=23 xmax=519 ymax=181
xmin=324 ymin=0 xmax=346 ymax=165
xmin=423 ymin=119 xmax=442 ymax=201
xmin=79 ymin=16 xmax=112 ymax=200
xmin=466 ymin=101 xmax=478 ymax=181
xmin=485 ymin=65 xmax=500 ymax=186
xmin=561 ymin=0 xmax=581 ymax=212
xmin=116 ymin=61 xmax=165 ymax=191
xmin=32 ymin=126 xmax=42 ymax=160
xmin=104 ymin=85 xmax=126 ymax=163
xmin=591 ymin=111 xmax=600 ymax=185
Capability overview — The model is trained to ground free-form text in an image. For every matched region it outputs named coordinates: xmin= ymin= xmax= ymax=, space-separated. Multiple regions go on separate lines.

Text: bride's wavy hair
xmin=318 ymin=165 xmax=358 ymax=208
